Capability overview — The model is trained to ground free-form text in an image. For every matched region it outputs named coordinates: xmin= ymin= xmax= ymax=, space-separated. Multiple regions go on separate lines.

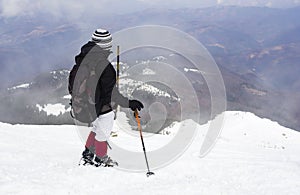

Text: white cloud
xmin=1 ymin=0 xmax=300 ymax=19
xmin=0 ymin=0 xmax=219 ymax=18
xmin=0 ymin=0 xmax=31 ymax=17
xmin=217 ymin=0 xmax=224 ymax=4
xmin=266 ymin=1 xmax=273 ymax=7
xmin=0 ymin=0 xmax=126 ymax=18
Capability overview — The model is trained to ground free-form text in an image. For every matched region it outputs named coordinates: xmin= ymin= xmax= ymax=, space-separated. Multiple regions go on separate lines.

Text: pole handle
xmin=134 ymin=110 xmax=142 ymax=137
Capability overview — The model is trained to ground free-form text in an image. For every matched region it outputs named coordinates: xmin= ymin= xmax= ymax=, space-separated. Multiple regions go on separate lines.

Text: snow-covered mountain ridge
xmin=1 ymin=53 xmax=300 ymax=132
xmin=1 ymin=111 xmax=299 ymax=194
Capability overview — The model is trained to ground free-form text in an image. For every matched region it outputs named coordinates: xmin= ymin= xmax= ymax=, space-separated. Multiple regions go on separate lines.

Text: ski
xmin=78 ymin=157 xmax=95 ymax=166
xmin=94 ymin=160 xmax=119 ymax=167
xmin=78 ymin=157 xmax=118 ymax=167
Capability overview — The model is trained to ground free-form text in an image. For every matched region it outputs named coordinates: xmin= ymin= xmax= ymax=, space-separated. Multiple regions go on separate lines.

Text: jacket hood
xmin=75 ymin=41 xmax=112 ymax=66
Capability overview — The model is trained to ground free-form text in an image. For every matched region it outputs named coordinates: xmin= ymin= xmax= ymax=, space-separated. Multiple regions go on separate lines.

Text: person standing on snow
xmin=78 ymin=29 xmax=144 ymax=167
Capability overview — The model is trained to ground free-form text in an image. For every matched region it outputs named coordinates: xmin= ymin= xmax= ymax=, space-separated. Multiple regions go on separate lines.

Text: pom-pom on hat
xmin=91 ymin=28 xmax=112 ymax=50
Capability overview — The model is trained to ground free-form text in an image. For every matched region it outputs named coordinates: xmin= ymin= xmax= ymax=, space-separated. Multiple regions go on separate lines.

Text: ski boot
xmin=94 ymin=155 xmax=118 ymax=167
xmin=79 ymin=147 xmax=95 ymax=166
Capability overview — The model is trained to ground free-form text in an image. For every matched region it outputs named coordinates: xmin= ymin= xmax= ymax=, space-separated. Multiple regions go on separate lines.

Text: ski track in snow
xmin=1 ymin=111 xmax=300 ymax=194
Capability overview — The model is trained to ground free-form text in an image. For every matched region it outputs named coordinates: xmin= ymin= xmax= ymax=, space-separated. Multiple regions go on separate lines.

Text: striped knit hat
xmin=91 ymin=28 xmax=112 ymax=50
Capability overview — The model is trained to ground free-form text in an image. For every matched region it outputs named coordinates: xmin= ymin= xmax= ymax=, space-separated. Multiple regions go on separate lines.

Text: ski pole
xmin=116 ymin=45 xmax=120 ymax=88
xmin=134 ymin=110 xmax=155 ymax=177
xmin=111 ymin=45 xmax=121 ymax=121
xmin=114 ymin=45 xmax=120 ymax=120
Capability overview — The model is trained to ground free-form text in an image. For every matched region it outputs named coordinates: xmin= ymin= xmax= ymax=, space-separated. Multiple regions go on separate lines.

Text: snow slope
xmin=1 ymin=111 xmax=300 ymax=194
xmin=36 ymin=103 xmax=70 ymax=116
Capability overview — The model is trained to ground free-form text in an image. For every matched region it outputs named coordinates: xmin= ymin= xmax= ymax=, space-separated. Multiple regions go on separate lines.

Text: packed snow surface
xmin=1 ymin=111 xmax=300 ymax=194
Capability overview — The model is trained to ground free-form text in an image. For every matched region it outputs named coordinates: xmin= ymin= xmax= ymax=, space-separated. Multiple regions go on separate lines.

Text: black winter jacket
xmin=75 ymin=41 xmax=129 ymax=116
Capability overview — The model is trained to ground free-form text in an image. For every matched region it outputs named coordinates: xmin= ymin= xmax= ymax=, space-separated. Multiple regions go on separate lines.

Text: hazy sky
xmin=1 ymin=0 xmax=300 ymax=18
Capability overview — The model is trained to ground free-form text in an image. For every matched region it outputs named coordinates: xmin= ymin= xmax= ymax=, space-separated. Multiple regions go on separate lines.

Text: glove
xmin=129 ymin=100 xmax=144 ymax=111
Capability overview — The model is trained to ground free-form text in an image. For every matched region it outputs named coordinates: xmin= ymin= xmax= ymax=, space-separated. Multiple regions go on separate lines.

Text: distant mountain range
xmin=1 ymin=6 xmax=299 ymax=90
xmin=0 ymin=6 xmax=299 ymax=131
xmin=0 ymin=55 xmax=299 ymax=131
